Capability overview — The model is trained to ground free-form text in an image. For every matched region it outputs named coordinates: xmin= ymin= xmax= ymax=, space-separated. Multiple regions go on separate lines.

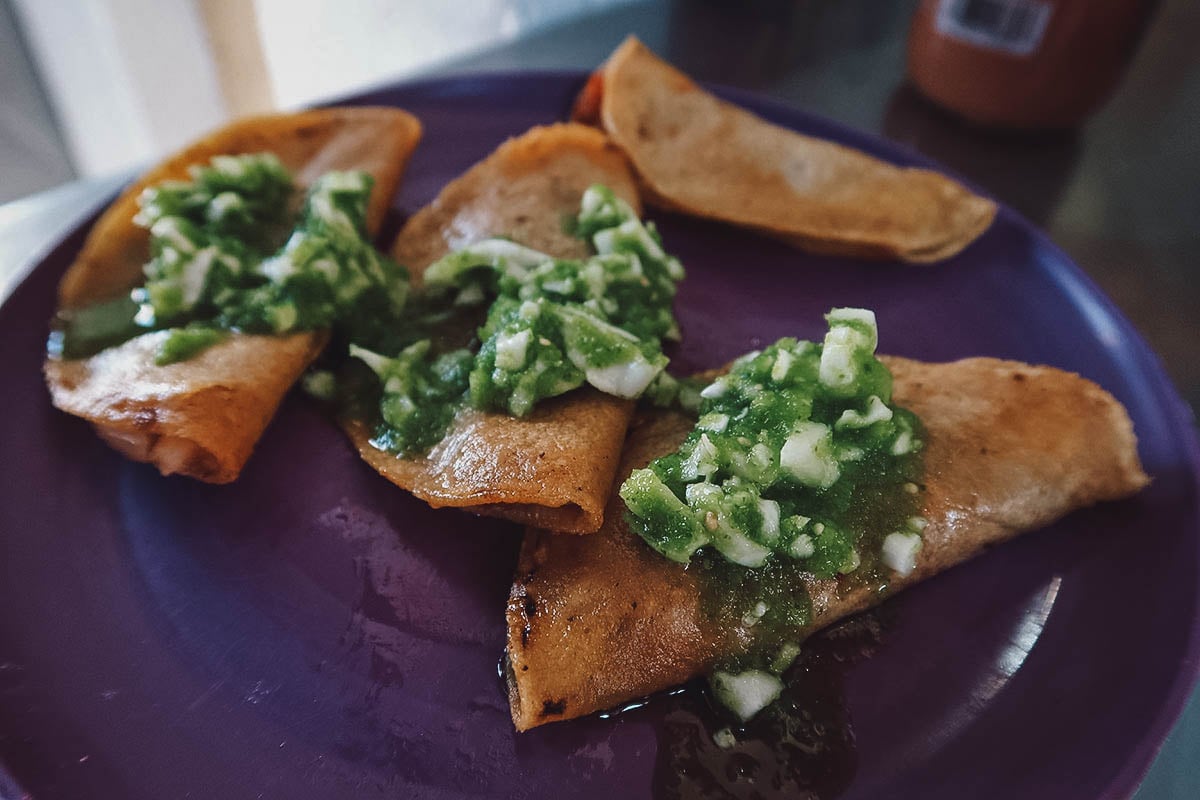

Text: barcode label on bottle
xmin=935 ymin=0 xmax=1052 ymax=56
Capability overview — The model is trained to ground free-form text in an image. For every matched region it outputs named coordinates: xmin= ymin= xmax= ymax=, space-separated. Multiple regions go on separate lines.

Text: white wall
xmin=254 ymin=0 xmax=634 ymax=108
xmin=0 ymin=0 xmax=76 ymax=201
xmin=12 ymin=0 xmax=228 ymax=176
xmin=13 ymin=0 xmax=634 ymax=177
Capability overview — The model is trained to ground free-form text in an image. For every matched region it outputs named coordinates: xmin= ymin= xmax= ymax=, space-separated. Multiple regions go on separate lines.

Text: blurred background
xmin=1 ymin=0 xmax=638 ymax=191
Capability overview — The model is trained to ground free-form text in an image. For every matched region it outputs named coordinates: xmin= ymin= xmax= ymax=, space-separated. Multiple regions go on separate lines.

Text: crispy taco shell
xmin=344 ymin=388 xmax=633 ymax=533
xmin=583 ymin=37 xmax=997 ymax=263
xmin=45 ymin=107 xmax=422 ymax=483
xmin=342 ymin=123 xmax=641 ymax=534
xmin=505 ymin=356 xmax=1149 ymax=729
xmin=392 ymin=123 xmax=641 ymax=272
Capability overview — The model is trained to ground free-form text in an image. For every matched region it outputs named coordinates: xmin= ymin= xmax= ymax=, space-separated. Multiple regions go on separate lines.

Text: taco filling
xmin=347 ymin=185 xmax=684 ymax=456
xmin=51 ymin=154 xmax=408 ymax=366
xmin=336 ymin=123 xmax=658 ymax=534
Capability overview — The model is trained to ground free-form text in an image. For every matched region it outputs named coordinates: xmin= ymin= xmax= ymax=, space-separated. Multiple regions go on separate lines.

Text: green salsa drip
xmin=47 ymin=295 xmax=143 ymax=360
xmin=619 ymin=309 xmax=926 ymax=669
xmin=155 ymin=326 xmax=229 ymax=365
xmin=350 ymin=341 xmax=474 ymax=454
xmin=51 ymin=153 xmax=408 ymax=364
xmin=350 ymin=184 xmax=686 ymax=455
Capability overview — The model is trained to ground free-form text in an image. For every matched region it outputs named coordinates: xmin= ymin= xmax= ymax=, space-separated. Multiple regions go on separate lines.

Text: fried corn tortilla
xmin=505 ymin=357 xmax=1149 ymax=729
xmin=45 ymin=107 xmax=422 ymax=483
xmin=578 ymin=37 xmax=997 ymax=263
xmin=342 ymin=123 xmax=642 ymax=534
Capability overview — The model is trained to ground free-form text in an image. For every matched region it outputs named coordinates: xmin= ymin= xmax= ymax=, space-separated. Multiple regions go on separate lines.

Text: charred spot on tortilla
xmin=44 ymin=107 xmax=422 ymax=483
xmin=540 ymin=699 xmax=567 ymax=718
xmin=577 ymin=36 xmax=997 ymax=263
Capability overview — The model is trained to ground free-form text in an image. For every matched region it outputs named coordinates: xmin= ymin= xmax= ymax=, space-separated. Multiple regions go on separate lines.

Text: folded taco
xmin=575 ymin=37 xmax=997 ymax=263
xmin=44 ymin=107 xmax=422 ymax=482
xmin=341 ymin=123 xmax=679 ymax=534
xmin=505 ymin=311 xmax=1148 ymax=729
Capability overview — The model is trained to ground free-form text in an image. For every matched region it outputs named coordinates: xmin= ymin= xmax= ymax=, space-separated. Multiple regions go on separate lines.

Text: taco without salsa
xmin=574 ymin=37 xmax=997 ymax=263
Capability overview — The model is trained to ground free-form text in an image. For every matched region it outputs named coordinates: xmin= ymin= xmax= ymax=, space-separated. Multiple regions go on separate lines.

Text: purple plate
xmin=1 ymin=74 xmax=1197 ymax=800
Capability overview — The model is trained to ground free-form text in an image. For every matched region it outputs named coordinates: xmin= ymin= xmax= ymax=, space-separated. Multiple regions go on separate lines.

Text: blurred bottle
xmin=907 ymin=0 xmax=1159 ymax=129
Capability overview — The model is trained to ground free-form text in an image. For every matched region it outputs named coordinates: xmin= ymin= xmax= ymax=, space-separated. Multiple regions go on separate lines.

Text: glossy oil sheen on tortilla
xmin=342 ymin=123 xmax=642 ymax=534
xmin=44 ymin=107 xmax=422 ymax=483
xmin=505 ymin=356 xmax=1149 ymax=730
xmin=580 ymin=37 xmax=997 ymax=263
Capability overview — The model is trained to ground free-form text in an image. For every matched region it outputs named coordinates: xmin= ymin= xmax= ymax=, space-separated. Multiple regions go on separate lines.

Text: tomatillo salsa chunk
xmin=51 ymin=153 xmax=408 ymax=363
xmin=621 ymin=309 xmax=924 ymax=572
xmin=619 ymin=309 xmax=927 ymax=683
xmin=352 ymin=185 xmax=686 ymax=454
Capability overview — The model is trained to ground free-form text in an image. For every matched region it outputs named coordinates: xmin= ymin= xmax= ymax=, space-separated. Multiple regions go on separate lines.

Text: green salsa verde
xmin=619 ymin=309 xmax=926 ymax=683
xmin=350 ymin=185 xmax=686 ymax=454
xmin=50 ymin=153 xmax=408 ymax=364
xmin=155 ymin=326 xmax=230 ymax=365
xmin=50 ymin=162 xmax=682 ymax=459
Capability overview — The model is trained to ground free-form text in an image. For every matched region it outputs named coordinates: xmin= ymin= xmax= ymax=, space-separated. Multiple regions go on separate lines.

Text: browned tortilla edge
xmin=343 ymin=123 xmax=643 ymax=533
xmin=505 ymin=356 xmax=1149 ymax=729
xmin=44 ymin=107 xmax=422 ymax=483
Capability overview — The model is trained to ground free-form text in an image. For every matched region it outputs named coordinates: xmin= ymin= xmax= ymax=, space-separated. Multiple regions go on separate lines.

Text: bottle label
xmin=935 ymin=0 xmax=1052 ymax=57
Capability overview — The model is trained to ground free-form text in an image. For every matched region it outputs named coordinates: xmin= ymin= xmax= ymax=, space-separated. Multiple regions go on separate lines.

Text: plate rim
xmin=3 ymin=69 xmax=1199 ymax=800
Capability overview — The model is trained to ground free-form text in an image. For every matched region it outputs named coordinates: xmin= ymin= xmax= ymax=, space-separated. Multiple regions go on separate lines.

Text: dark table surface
xmin=1 ymin=1 xmax=1196 ymax=797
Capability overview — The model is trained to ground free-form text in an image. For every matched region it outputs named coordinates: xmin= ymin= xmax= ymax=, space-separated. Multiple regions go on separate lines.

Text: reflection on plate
xmin=0 ymin=74 xmax=1197 ymax=800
